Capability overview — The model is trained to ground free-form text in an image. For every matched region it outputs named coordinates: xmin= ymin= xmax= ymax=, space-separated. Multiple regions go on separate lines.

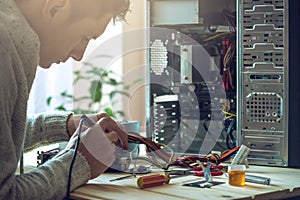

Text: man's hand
xmin=65 ymin=113 xmax=129 ymax=179
xmin=67 ymin=113 xmax=129 ymax=150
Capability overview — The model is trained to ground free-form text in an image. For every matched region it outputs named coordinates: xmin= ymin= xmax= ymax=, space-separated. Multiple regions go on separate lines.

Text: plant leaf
xmin=66 ymin=94 xmax=73 ymax=98
xmin=86 ymin=68 xmax=104 ymax=76
xmin=82 ymin=62 xmax=97 ymax=68
xmin=56 ymin=105 xmax=66 ymax=111
xmin=104 ymin=107 xmax=116 ymax=118
xmin=47 ymin=97 xmax=52 ymax=106
xmin=73 ymin=96 xmax=91 ymax=102
xmin=73 ymin=75 xmax=90 ymax=84
xmin=109 ymin=90 xmax=130 ymax=100
xmin=60 ymin=91 xmax=73 ymax=99
xmin=108 ymin=78 xmax=118 ymax=86
xmin=90 ymin=81 xmax=102 ymax=102
xmin=101 ymin=70 xmax=109 ymax=77
xmin=74 ymin=70 xmax=80 ymax=75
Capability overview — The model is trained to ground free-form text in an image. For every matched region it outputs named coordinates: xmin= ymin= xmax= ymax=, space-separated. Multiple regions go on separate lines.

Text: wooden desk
xmin=71 ymin=165 xmax=300 ymax=200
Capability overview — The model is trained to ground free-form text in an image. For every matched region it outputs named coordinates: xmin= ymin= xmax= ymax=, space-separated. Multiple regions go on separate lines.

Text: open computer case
xmin=146 ymin=0 xmax=300 ymax=167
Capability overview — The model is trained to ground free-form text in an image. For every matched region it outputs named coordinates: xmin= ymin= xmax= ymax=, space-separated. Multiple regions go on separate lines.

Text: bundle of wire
xmin=127 ymin=132 xmax=174 ymax=169
xmin=127 ymin=132 xmax=241 ymax=170
xmin=168 ymin=146 xmax=241 ymax=169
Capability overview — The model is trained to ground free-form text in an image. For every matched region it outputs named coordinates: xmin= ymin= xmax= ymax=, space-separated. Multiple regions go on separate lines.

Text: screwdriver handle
xmin=137 ymin=174 xmax=170 ymax=189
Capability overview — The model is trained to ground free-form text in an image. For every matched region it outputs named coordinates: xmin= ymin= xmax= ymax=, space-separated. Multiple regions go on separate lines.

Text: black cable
xmin=64 ymin=118 xmax=84 ymax=200
xmin=226 ymin=117 xmax=236 ymax=149
xmin=64 ymin=115 xmax=95 ymax=200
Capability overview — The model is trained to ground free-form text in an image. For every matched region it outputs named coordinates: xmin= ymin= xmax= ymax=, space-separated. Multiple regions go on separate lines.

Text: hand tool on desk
xmin=137 ymin=174 xmax=170 ymax=189
xmin=165 ymin=165 xmax=224 ymax=178
xmin=109 ymin=173 xmax=136 ymax=182
xmin=136 ymin=164 xmax=224 ymax=189
xmin=109 ymin=165 xmax=152 ymax=182
xmin=182 ymin=180 xmax=225 ymax=188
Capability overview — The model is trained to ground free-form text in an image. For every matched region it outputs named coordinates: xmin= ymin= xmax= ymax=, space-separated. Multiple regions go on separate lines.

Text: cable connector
xmin=81 ymin=115 xmax=96 ymax=127
xmin=231 ymin=144 xmax=250 ymax=167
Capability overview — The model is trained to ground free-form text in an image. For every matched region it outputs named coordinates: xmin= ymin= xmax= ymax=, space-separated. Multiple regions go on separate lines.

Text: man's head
xmin=16 ymin=0 xmax=130 ymax=68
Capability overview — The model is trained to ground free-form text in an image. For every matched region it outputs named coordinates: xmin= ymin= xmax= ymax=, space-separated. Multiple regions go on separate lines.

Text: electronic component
xmin=153 ymin=95 xmax=180 ymax=151
xmin=231 ymin=144 xmax=250 ymax=166
xmin=147 ymin=0 xmax=237 ymax=155
xmin=151 ymin=0 xmax=199 ymax=25
xmin=37 ymin=148 xmax=61 ymax=167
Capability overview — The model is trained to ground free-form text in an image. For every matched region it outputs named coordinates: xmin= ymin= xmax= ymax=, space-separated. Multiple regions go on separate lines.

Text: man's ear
xmin=43 ymin=0 xmax=69 ymax=20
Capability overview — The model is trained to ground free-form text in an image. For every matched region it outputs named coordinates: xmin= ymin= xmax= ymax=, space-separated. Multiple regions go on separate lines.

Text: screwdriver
xmin=137 ymin=174 xmax=170 ymax=189
xmin=109 ymin=174 xmax=136 ymax=182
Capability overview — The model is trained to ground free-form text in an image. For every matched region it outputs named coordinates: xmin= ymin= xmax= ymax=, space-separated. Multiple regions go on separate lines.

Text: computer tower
xmin=237 ymin=0 xmax=300 ymax=167
xmin=146 ymin=0 xmax=300 ymax=167
xmin=286 ymin=0 xmax=300 ymax=167
xmin=146 ymin=0 xmax=237 ymax=156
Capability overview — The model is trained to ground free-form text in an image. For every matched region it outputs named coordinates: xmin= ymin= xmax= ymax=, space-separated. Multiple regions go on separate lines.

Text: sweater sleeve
xmin=0 ymin=27 xmax=91 ymax=199
xmin=24 ymin=112 xmax=72 ymax=152
xmin=15 ymin=150 xmax=91 ymax=200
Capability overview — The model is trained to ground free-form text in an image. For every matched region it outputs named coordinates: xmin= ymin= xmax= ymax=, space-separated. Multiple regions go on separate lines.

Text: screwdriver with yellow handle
xmin=137 ymin=174 xmax=171 ymax=189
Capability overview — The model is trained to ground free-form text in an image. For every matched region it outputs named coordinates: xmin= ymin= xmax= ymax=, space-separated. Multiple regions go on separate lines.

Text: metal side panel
xmin=237 ymin=0 xmax=288 ymax=166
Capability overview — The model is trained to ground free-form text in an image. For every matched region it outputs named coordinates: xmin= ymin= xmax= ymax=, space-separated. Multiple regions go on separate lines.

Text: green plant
xmin=47 ymin=61 xmax=133 ymax=119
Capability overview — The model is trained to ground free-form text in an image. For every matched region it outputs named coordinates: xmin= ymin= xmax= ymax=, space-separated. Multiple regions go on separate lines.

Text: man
xmin=0 ymin=0 xmax=130 ymax=199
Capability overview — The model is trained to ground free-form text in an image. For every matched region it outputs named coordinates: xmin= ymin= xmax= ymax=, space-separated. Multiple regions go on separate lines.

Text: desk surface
xmin=71 ymin=165 xmax=300 ymax=200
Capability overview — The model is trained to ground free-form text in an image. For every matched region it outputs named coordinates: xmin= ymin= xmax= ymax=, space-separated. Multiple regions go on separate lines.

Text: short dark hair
xmin=110 ymin=0 xmax=131 ymax=22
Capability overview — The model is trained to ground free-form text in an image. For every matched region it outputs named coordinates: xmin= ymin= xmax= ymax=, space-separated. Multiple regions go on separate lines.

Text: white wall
xmin=122 ymin=0 xmax=147 ymax=132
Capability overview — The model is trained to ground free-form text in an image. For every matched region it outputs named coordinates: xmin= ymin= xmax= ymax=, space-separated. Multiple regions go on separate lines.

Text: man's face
xmin=38 ymin=1 xmax=112 ymax=68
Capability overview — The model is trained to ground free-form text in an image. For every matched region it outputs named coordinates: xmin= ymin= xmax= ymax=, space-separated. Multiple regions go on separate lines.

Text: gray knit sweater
xmin=0 ymin=0 xmax=91 ymax=199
